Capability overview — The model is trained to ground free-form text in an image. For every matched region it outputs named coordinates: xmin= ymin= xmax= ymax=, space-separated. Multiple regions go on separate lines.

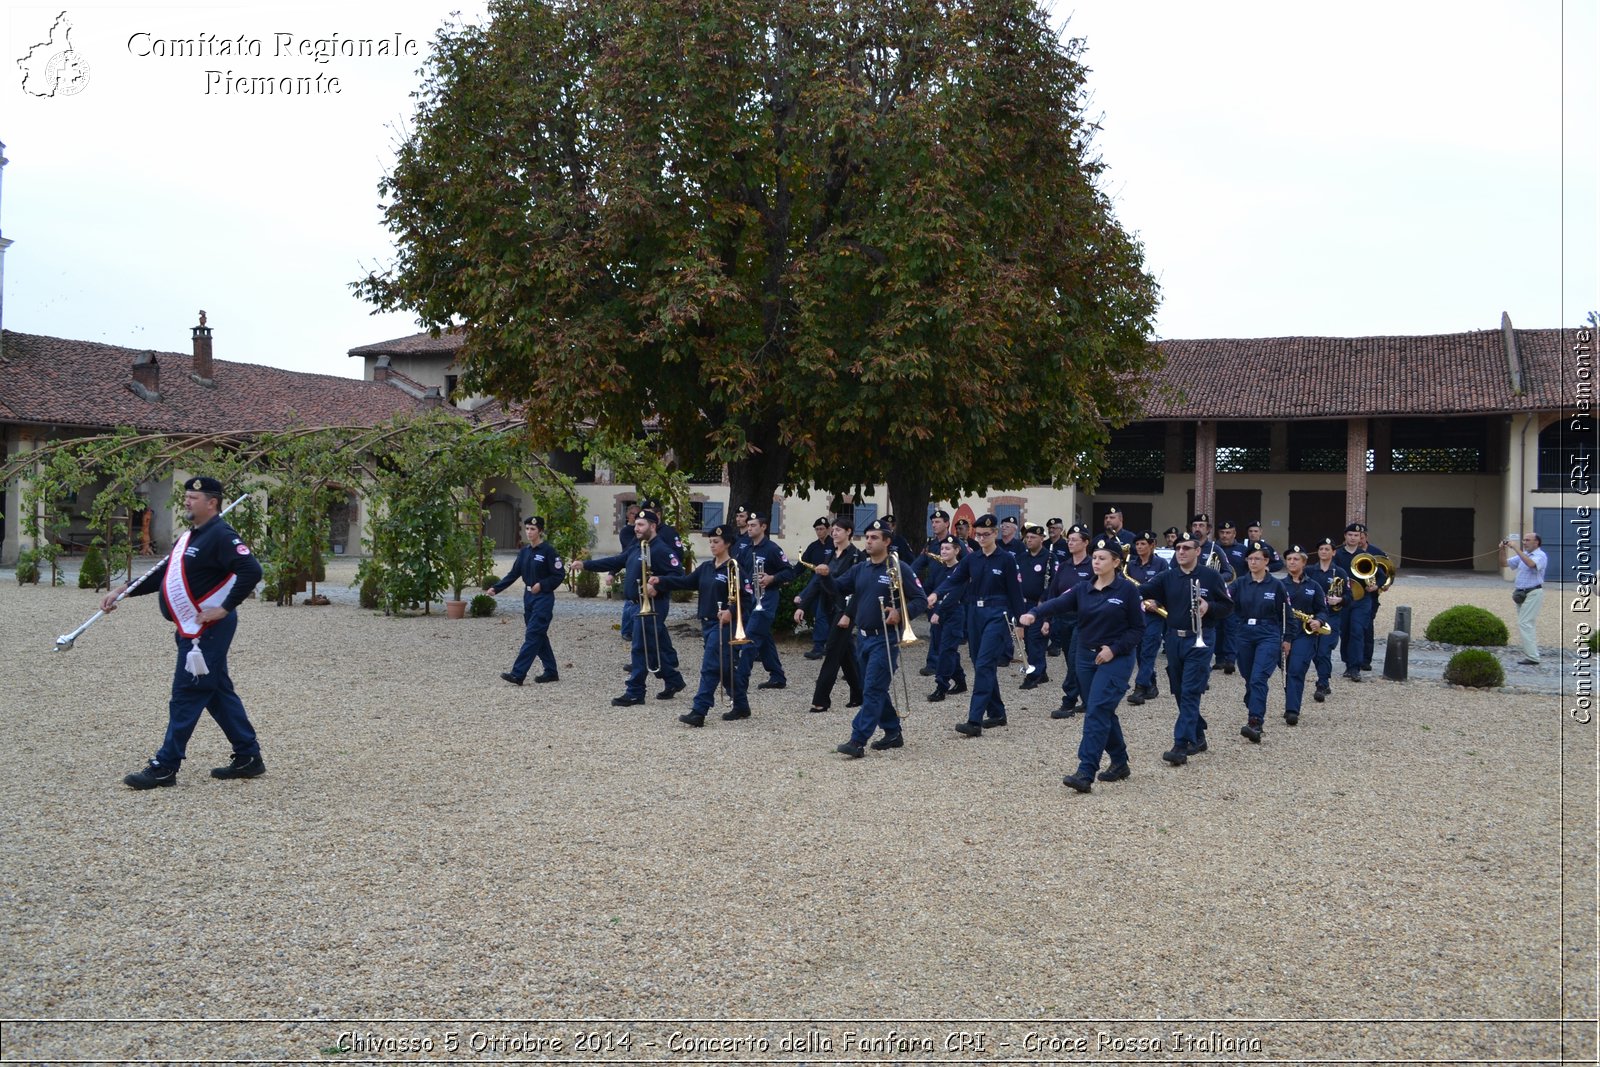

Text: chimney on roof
xmin=373 ymin=354 xmax=392 ymax=381
xmin=191 ymin=309 xmax=214 ymax=385
xmin=130 ymin=351 xmax=161 ymax=400
xmin=1501 ymin=311 xmax=1523 ymax=396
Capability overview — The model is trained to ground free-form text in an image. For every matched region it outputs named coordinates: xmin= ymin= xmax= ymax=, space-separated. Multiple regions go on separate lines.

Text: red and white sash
xmin=160 ymin=529 xmax=237 ymax=639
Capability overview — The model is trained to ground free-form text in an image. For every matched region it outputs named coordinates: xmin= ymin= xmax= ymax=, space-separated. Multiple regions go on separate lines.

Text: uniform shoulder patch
xmin=236 ymin=544 xmax=251 ymax=555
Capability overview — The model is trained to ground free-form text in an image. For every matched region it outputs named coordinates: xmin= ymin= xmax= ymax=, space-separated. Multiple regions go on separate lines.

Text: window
xmin=1215 ymin=422 xmax=1272 ymax=473
xmin=444 ymin=374 xmax=459 ymax=403
xmin=1288 ymin=422 xmax=1346 ymax=472
xmin=1538 ymin=416 xmax=1594 ymax=490
xmin=1389 ymin=416 xmax=1489 ymax=474
xmin=1099 ymin=423 xmax=1165 ymax=493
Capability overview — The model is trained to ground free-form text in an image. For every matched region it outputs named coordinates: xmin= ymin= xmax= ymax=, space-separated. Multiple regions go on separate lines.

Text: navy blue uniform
xmin=126 ymin=514 xmax=263 ymax=772
xmin=1213 ymin=540 xmax=1249 ymax=668
xmin=583 ymin=537 xmax=686 ymax=699
xmin=1332 ymin=544 xmax=1383 ymax=676
xmin=1125 ymin=550 xmax=1170 ymax=692
xmin=1030 ymin=574 xmax=1145 ymax=779
xmin=1305 ymin=560 xmax=1350 ymax=691
xmin=653 ymin=558 xmax=754 ymax=719
xmin=1228 ymin=572 xmax=1288 ymax=726
xmin=735 ymin=537 xmax=795 ymax=690
xmin=923 ymin=556 xmax=968 ymax=695
xmin=1016 ymin=547 xmax=1053 ymax=682
xmin=620 ymin=521 xmax=684 ymax=643
xmin=490 ymin=541 xmax=564 ymax=681
xmin=931 ymin=548 xmax=1024 ymax=728
xmin=800 ymin=537 xmax=832 ymax=654
xmin=807 ymin=543 xmax=864 ymax=710
xmin=1046 ymin=552 xmax=1094 ymax=709
xmin=1137 ymin=564 xmax=1234 ymax=754
xmin=1280 ymin=574 xmax=1330 ymax=719
xmin=837 ymin=555 xmax=927 ymax=746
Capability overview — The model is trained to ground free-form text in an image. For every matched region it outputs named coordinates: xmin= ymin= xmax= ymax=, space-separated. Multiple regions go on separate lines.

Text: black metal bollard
xmin=1383 ymin=630 xmax=1409 ymax=681
xmin=1393 ymin=605 xmax=1412 ymax=635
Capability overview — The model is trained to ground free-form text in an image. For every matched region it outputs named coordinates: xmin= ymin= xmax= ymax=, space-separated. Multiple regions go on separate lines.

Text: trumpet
xmin=1293 ymin=608 xmax=1333 ymax=636
xmin=751 ymin=554 xmax=767 ymax=612
xmin=727 ymin=558 xmax=752 ymax=646
xmin=1349 ymin=552 xmax=1397 ymax=594
xmin=1190 ymin=579 xmax=1208 ymax=648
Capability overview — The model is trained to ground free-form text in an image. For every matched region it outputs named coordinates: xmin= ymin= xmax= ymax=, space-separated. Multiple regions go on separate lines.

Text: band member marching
xmin=649 ymin=524 xmax=755 ymax=726
xmin=832 ymin=519 xmax=926 ymax=757
xmin=799 ymin=517 xmax=833 ymax=660
xmin=1124 ymin=530 xmax=1169 ymax=706
xmin=929 ymin=514 xmax=1025 ymax=738
xmin=1137 ymin=531 xmax=1234 ymax=766
xmin=1304 ymin=536 xmax=1349 ymax=702
xmin=1043 ymin=524 xmax=1093 ymax=719
xmin=1212 ymin=521 xmax=1247 ymax=675
xmin=1228 ymin=541 xmax=1287 ymax=744
xmin=1020 ymin=536 xmax=1146 ymax=793
xmin=799 ymin=517 xmax=865 ymax=714
xmin=581 ymin=509 xmax=688 ymax=705
xmin=923 ymin=534 xmax=969 ymax=703
xmin=487 ymin=516 xmax=564 ymax=686
xmin=1332 ymin=522 xmax=1378 ymax=682
xmin=1016 ymin=523 xmax=1053 ymax=689
xmin=735 ymin=511 xmax=795 ymax=692
xmin=103 ymin=476 xmax=266 ymax=789
xmin=1279 ymin=544 xmax=1332 ymax=727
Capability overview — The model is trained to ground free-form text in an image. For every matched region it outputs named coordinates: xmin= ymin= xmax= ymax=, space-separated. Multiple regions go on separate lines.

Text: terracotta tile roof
xmin=347 ymin=328 xmax=466 ymax=359
xmin=0 ymin=330 xmax=436 ymax=433
xmin=1139 ymin=327 xmax=1570 ymax=420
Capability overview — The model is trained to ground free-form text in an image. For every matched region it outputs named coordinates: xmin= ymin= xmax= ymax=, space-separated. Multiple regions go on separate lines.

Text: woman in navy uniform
xmin=928 ymin=514 xmax=1025 ymax=738
xmin=799 ymin=517 xmax=864 ymax=714
xmin=580 ymin=509 xmax=688 ymax=705
xmin=1137 ymin=532 xmax=1234 ymax=766
xmin=105 ymin=476 xmax=266 ymax=789
xmin=650 ymin=524 xmax=754 ymax=726
xmin=1043 ymin=524 xmax=1093 ymax=719
xmin=1228 ymin=541 xmax=1288 ymax=743
xmin=1016 ymin=523 xmax=1053 ymax=689
xmin=923 ymin=535 xmax=969 ymax=702
xmin=832 ymin=520 xmax=926 ymax=757
xmin=487 ymin=516 xmax=564 ymax=685
xmin=1278 ymin=544 xmax=1331 ymax=727
xmin=1123 ymin=530 xmax=1168 ymax=706
xmin=1304 ymin=536 xmax=1348 ymax=702
xmin=1021 ymin=536 xmax=1145 ymax=793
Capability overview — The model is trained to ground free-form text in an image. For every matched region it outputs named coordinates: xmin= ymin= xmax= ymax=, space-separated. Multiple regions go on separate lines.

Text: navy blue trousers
xmin=1284 ymin=633 xmax=1317 ymax=714
xmin=689 ymin=619 xmax=748 ymax=715
xmin=509 ymin=592 xmax=556 ymax=680
xmin=935 ymin=609 xmax=968 ymax=692
xmin=1235 ymin=624 xmax=1282 ymax=720
xmin=964 ymin=607 xmax=1012 ymax=724
xmin=154 ymin=612 xmax=259 ymax=770
xmin=1163 ymin=630 xmax=1213 ymax=748
xmin=625 ymin=607 xmax=684 ymax=698
xmin=1072 ymin=648 xmax=1134 ymax=777
xmin=849 ymin=633 xmax=902 ymax=744
xmin=736 ymin=606 xmax=786 ymax=689
xmin=1135 ymin=612 xmax=1164 ymax=689
xmin=1340 ymin=595 xmax=1373 ymax=671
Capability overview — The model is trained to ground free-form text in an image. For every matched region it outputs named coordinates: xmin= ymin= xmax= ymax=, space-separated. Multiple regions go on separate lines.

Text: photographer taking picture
xmin=1499 ymin=532 xmax=1547 ymax=666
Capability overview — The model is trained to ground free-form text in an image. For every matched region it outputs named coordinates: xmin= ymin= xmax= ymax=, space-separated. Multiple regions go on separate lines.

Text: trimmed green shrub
xmin=574 ymin=569 xmax=600 ymax=598
xmin=771 ymin=571 xmax=813 ymax=636
xmin=15 ymin=548 xmax=40 ymax=585
xmin=1425 ymin=605 xmax=1509 ymax=646
xmin=1444 ymin=649 xmax=1505 ymax=688
xmin=78 ymin=545 xmax=108 ymax=590
xmin=359 ymin=573 xmax=381 ymax=611
xmin=470 ymin=593 xmax=497 ymax=618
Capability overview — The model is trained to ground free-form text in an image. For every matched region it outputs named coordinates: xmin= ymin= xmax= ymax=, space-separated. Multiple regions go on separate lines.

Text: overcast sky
xmin=2 ymin=1 xmax=1594 ymax=378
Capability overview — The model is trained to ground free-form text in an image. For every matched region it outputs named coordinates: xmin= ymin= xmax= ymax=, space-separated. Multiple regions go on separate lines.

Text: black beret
xmin=865 ymin=518 xmax=889 ymax=533
xmin=1191 ymin=513 xmax=1210 ymax=525
xmin=1133 ymin=530 xmax=1155 ymax=543
xmin=973 ymin=514 xmax=998 ymax=529
xmin=1068 ymin=523 xmax=1091 ymax=537
xmin=708 ymin=523 xmax=736 ymax=542
xmin=1089 ymin=536 xmax=1120 ymax=554
xmin=1175 ymin=532 xmax=1201 ymax=547
xmin=1285 ymin=544 xmax=1310 ymax=557
xmin=1023 ymin=523 xmax=1045 ymax=536
xmin=637 ymin=509 xmax=659 ymax=525
xmin=1104 ymin=506 xmax=1122 ymax=516
xmin=1218 ymin=520 xmax=1237 ymax=532
xmin=937 ymin=534 xmax=959 ymax=548
xmin=1244 ymin=540 xmax=1270 ymax=558
xmin=882 ymin=514 xmax=896 ymax=524
xmin=185 ymin=476 xmax=223 ymax=496
xmin=522 ymin=516 xmax=544 ymax=530
xmin=813 ymin=516 xmax=830 ymax=529
xmin=930 ymin=509 xmax=950 ymax=521
xmin=1163 ymin=526 xmax=1182 ymax=537
xmin=1317 ymin=536 xmax=1338 ymax=548
xmin=1345 ymin=522 xmax=1367 ymax=533
xmin=1000 ymin=514 xmax=1019 ymax=525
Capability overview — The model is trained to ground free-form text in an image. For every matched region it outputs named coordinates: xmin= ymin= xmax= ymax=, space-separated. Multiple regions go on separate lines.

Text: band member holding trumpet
xmin=799 ymin=517 xmax=864 ymax=714
xmin=929 ymin=514 xmax=1026 ymax=738
xmin=581 ymin=509 xmax=687 ymax=706
xmin=486 ymin=516 xmax=564 ymax=686
xmin=1279 ymin=544 xmax=1332 ymax=727
xmin=832 ymin=519 xmax=927 ymax=758
xmin=1137 ymin=531 xmax=1234 ymax=767
xmin=1305 ymin=537 xmax=1349 ymax=702
xmin=1124 ymin=530 xmax=1169 ymax=707
xmin=1020 ymin=536 xmax=1145 ymax=793
xmin=649 ymin=524 xmax=754 ymax=726
xmin=1228 ymin=541 xmax=1288 ymax=744
xmin=734 ymin=511 xmax=795 ymax=693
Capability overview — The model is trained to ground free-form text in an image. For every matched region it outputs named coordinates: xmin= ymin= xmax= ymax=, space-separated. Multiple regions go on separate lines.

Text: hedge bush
xmin=77 ymin=545 xmax=107 ymax=590
xmin=15 ymin=548 xmax=40 ymax=585
xmin=469 ymin=593 xmax=497 ymax=618
xmin=574 ymin=569 xmax=601 ymax=598
xmin=358 ymin=573 xmax=382 ymax=611
xmin=1443 ymin=649 xmax=1505 ymax=688
xmin=1425 ymin=605 xmax=1509 ymax=646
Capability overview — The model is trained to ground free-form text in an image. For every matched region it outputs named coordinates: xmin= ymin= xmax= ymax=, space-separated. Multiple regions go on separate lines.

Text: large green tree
xmin=359 ymin=0 xmax=1160 ymax=540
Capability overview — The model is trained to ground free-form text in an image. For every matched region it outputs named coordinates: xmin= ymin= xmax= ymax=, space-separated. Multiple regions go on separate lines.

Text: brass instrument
xmin=1120 ymin=554 xmax=1167 ymax=618
xmin=636 ymin=535 xmax=662 ymax=674
xmin=1293 ymin=608 xmax=1333 ymax=636
xmin=1349 ymin=552 xmax=1397 ymax=594
xmin=887 ymin=551 xmax=918 ymax=646
xmin=1190 ymin=579 xmax=1208 ymax=648
xmin=1327 ymin=575 xmax=1347 ymax=612
xmin=798 ymin=559 xmax=819 ymax=572
xmin=636 ymin=536 xmax=654 ymax=617
xmin=751 ymin=554 xmax=767 ymax=612
xmin=727 ymin=558 xmax=752 ymax=647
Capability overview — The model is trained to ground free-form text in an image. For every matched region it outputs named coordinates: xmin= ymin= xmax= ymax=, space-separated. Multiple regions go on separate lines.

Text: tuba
xmin=1349 ymin=552 xmax=1397 ymax=594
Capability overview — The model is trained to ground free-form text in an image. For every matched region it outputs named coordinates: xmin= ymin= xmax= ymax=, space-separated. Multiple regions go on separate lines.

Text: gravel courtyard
xmin=1 ymin=563 xmax=1592 ymax=1063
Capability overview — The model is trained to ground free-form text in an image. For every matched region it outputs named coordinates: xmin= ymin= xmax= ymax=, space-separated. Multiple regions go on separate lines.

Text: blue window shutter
xmin=853 ymin=503 xmax=878 ymax=533
xmin=996 ymin=503 xmax=1023 ymax=526
xmin=769 ymin=499 xmax=783 ymax=537
xmin=926 ymin=503 xmax=939 ymax=537
xmin=701 ymin=501 xmax=724 ymax=532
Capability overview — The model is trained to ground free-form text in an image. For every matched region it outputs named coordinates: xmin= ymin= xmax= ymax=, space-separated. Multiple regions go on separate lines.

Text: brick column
xmin=1345 ymin=418 xmax=1368 ymax=524
xmin=1194 ymin=421 xmax=1217 ymax=519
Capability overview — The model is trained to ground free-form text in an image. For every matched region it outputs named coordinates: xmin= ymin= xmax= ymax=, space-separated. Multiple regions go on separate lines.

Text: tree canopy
xmin=359 ymin=0 xmax=1161 ymax=536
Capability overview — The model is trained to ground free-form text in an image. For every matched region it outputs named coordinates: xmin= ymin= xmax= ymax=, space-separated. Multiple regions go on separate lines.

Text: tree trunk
xmin=725 ymin=423 xmax=792 ymax=527
xmin=888 ymin=466 xmax=932 ymax=555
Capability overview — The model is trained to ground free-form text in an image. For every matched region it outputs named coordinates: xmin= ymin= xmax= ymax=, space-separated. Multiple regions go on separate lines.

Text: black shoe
xmin=210 ymin=753 xmax=265 ymax=780
xmin=1222 ymin=662 xmax=1236 ymax=675
xmin=803 ymin=650 xmax=825 ymax=660
xmin=845 ymin=697 xmax=863 ymax=708
xmin=124 ymin=762 xmax=177 ymax=789
xmin=1062 ymin=772 xmax=1093 ymax=793
xmin=919 ymin=666 xmax=937 ymax=677
xmin=980 ymin=716 xmax=1008 ymax=729
xmin=1097 ymin=762 xmax=1131 ymax=783
xmin=1361 ymin=664 xmax=1373 ymax=672
xmin=1020 ymin=676 xmax=1041 ymax=690
xmin=1050 ymin=702 xmax=1079 ymax=720
xmin=656 ymin=682 xmax=685 ymax=700
xmin=1126 ymin=687 xmax=1147 ymax=706
xmin=1344 ymin=668 xmax=1361 ymax=682
xmin=1034 ymin=674 xmax=1049 ymax=685
xmin=500 ymin=672 xmax=524 ymax=686
xmin=869 ymin=734 xmax=904 ymax=751
xmin=836 ymin=741 xmax=865 ymax=758
xmin=720 ymin=708 xmax=751 ymax=721
xmin=808 ymin=703 xmax=830 ymax=714
xmin=1187 ymin=737 xmax=1209 ymax=755
xmin=1047 ymin=648 xmax=1062 ymax=658
xmin=1241 ymin=721 xmax=1263 ymax=743
xmin=927 ymin=688 xmax=946 ymax=702
xmin=954 ymin=721 xmax=983 ymax=738
xmin=1147 ymin=686 xmax=1159 ymax=699
xmin=533 ymin=672 xmax=559 ymax=683
xmin=611 ymin=694 xmax=645 ymax=707
xmin=948 ymin=680 xmax=968 ymax=695
xmin=1161 ymin=746 xmax=1188 ymax=766
xmin=1313 ymin=687 xmax=1328 ymax=703
xmin=757 ymin=679 xmax=787 ymax=690
xmin=1284 ymin=711 xmax=1300 ymax=726
xmin=678 ymin=713 xmax=706 ymax=727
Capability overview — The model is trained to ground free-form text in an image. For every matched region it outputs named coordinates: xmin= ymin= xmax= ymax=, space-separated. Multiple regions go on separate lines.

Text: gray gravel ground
xmin=0 ymin=560 xmax=1593 ymax=1064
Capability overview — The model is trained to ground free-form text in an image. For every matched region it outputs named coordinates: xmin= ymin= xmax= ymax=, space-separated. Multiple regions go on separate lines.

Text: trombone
xmin=882 ymin=552 xmax=917 ymax=713
xmin=718 ymin=557 xmax=751 ymax=709
xmin=636 ymin=535 xmax=663 ymax=675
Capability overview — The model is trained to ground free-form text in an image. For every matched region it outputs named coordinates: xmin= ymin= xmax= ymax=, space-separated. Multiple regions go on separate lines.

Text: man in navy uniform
xmin=1245 ymin=521 xmax=1285 ymax=573
xmin=929 ymin=514 xmax=1025 ymax=738
xmin=1016 ymin=522 xmax=1053 ymax=689
xmin=799 ymin=517 xmax=833 ymax=659
xmin=1123 ymin=530 xmax=1169 ymax=706
xmin=581 ymin=509 xmax=688 ymax=705
xmin=1332 ymin=522 xmax=1380 ymax=681
xmin=833 ymin=519 xmax=926 ymax=757
xmin=1304 ymin=536 xmax=1349 ymax=701
xmin=649 ymin=524 xmax=753 ymax=726
xmin=1137 ymin=531 xmax=1234 ymax=766
xmin=922 ymin=534 xmax=969 ymax=702
xmin=1044 ymin=523 xmax=1094 ymax=718
xmin=1101 ymin=506 xmax=1135 ymax=552
xmin=735 ymin=511 xmax=795 ymax=691
xmin=996 ymin=515 xmax=1024 ymax=557
xmin=487 ymin=516 xmax=564 ymax=685
xmin=799 ymin=517 xmax=865 ymax=713
xmin=104 ymin=476 xmax=266 ymax=789
xmin=1212 ymin=520 xmax=1247 ymax=674
xmin=881 ymin=514 xmax=915 ymax=560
